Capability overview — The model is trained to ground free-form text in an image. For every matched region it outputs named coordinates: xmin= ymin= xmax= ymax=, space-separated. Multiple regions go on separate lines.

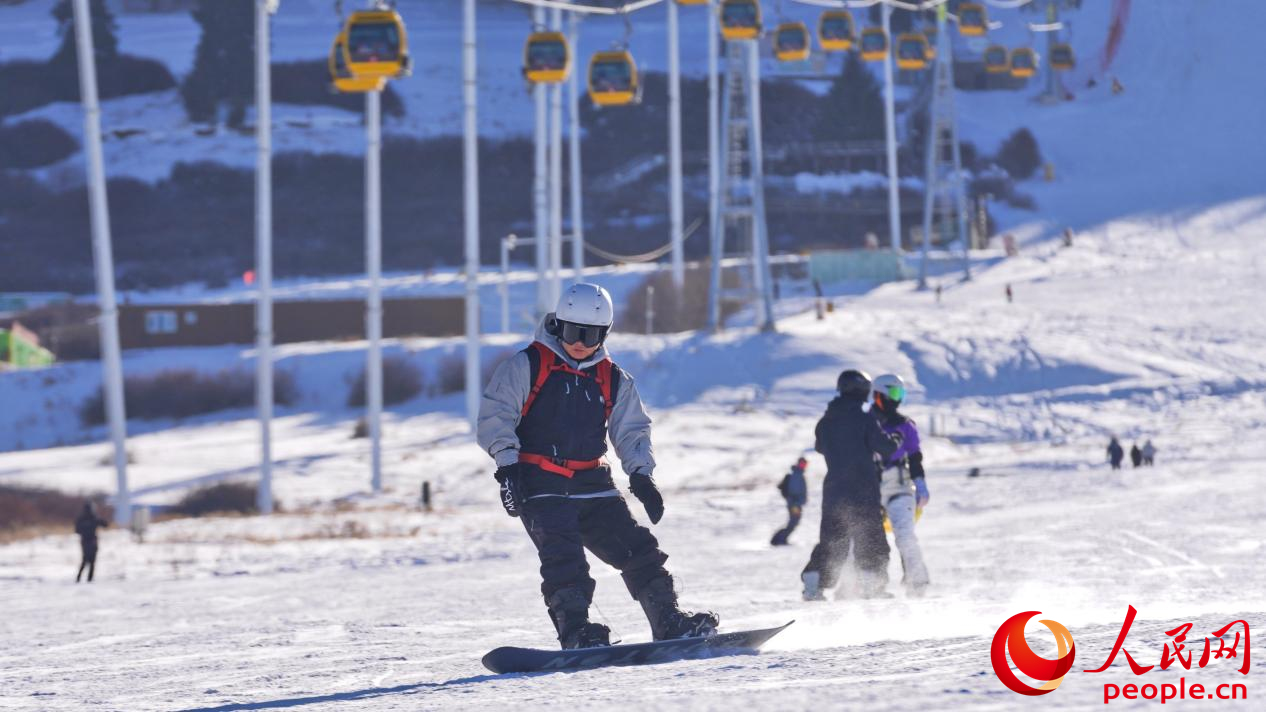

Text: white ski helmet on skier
xmin=555 ymin=283 xmax=614 ymax=327
xmin=548 ymin=283 xmax=614 ymax=348
xmin=871 ymin=373 xmax=906 ymax=412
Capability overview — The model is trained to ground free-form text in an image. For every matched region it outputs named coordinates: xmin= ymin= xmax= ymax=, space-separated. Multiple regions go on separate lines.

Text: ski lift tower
xmin=917 ymin=2 xmax=971 ymax=289
xmin=707 ymin=31 xmax=776 ymax=332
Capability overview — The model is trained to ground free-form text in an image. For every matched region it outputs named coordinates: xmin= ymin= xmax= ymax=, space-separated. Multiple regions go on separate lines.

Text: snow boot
xmin=547 ymin=587 xmax=612 ymax=650
xmin=636 ymin=576 xmax=719 ymax=641
xmin=801 ymin=571 xmax=827 ymax=602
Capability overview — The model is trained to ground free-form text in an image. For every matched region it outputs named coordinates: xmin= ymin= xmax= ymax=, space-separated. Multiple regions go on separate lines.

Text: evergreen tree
xmin=182 ymin=0 xmax=255 ymax=126
xmin=814 ymin=52 xmax=885 ymax=144
xmin=996 ymin=128 xmax=1042 ymax=180
xmin=48 ymin=0 xmax=119 ymax=79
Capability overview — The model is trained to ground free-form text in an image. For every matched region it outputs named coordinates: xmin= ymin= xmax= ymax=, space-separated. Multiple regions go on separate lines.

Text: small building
xmin=0 ymin=322 xmax=55 ymax=370
xmin=117 ymin=297 xmax=465 ymax=350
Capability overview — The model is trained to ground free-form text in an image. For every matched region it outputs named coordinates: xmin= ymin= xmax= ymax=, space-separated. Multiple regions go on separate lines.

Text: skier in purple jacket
xmin=871 ymin=374 xmax=931 ymax=597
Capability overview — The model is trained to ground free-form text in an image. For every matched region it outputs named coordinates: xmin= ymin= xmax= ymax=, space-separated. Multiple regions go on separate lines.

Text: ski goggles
xmin=880 ymin=384 xmax=905 ymax=402
xmin=558 ymin=320 xmax=609 ymax=348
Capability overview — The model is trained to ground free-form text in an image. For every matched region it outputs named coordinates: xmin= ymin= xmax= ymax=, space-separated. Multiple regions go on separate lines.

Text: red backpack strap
xmin=521 ymin=342 xmax=556 ymax=418
xmin=595 ymin=359 xmax=615 ymax=422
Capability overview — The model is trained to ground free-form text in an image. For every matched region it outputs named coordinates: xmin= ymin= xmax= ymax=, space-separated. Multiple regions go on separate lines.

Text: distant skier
xmin=74 ymin=502 xmax=108 ymax=583
xmin=1107 ymin=437 xmax=1124 ymax=470
xmin=1005 ymin=284 xmax=1014 ymax=303
xmin=1130 ymin=442 xmax=1143 ymax=468
xmin=1141 ymin=439 xmax=1157 ymax=466
xmin=478 ymin=283 xmax=718 ymax=649
xmin=770 ymin=457 xmax=809 ymax=547
xmin=871 ymin=374 xmax=931 ymax=597
xmin=801 ymin=370 xmax=901 ymax=601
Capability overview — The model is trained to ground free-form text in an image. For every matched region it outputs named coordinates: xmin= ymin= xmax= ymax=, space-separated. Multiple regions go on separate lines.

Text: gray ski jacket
xmin=477 ymin=319 xmax=656 ymax=476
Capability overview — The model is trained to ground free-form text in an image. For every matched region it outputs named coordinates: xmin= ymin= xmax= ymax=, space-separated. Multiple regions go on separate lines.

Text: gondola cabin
xmin=983 ymin=45 xmax=1009 ymax=73
xmin=1009 ymin=48 xmax=1037 ymax=78
xmin=957 ymin=3 xmax=988 ymax=36
xmin=720 ymin=0 xmax=761 ymax=41
xmin=524 ymin=31 xmax=570 ymax=83
xmin=329 ymin=34 xmax=385 ymax=93
xmin=774 ymin=22 xmax=810 ymax=62
xmin=341 ymin=9 xmax=410 ymax=79
xmin=588 ymin=50 xmax=639 ymax=107
xmin=896 ymin=33 xmax=931 ymax=70
xmin=818 ymin=11 xmax=854 ymax=52
xmin=1050 ymin=43 xmax=1075 ymax=71
xmin=860 ymin=27 xmax=888 ymax=62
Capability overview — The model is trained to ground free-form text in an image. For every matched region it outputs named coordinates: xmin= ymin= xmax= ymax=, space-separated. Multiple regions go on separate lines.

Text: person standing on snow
xmin=1130 ymin=442 xmax=1143 ymax=468
xmin=75 ymin=502 xmax=108 ymax=583
xmin=1107 ymin=437 xmax=1124 ymax=470
xmin=801 ymin=370 xmax=901 ymax=601
xmin=871 ymin=374 xmax=931 ymax=597
xmin=478 ymin=283 xmax=719 ymax=650
xmin=1141 ymin=439 xmax=1157 ymax=466
xmin=770 ymin=457 xmax=809 ymax=546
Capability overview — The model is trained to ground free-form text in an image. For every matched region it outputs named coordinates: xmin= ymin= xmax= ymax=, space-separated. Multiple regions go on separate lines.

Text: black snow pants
xmin=770 ymin=505 xmax=802 ymax=546
xmin=802 ymin=494 xmax=889 ymax=589
xmin=519 ymin=468 xmax=670 ymax=605
xmin=76 ymin=541 xmax=97 ymax=582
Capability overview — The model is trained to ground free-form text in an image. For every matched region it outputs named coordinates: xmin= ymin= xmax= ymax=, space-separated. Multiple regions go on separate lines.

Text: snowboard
xmin=481 ymin=621 xmax=794 ymax=674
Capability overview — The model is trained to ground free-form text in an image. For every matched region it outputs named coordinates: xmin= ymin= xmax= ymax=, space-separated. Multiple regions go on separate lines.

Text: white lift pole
xmin=254 ymin=0 xmax=277 ymax=515
xmin=707 ymin=1 xmax=719 ymax=287
xmin=463 ymin=0 xmax=482 ymax=429
xmin=667 ymin=0 xmax=685 ymax=289
xmin=549 ymin=8 xmax=565 ymax=301
xmin=365 ymin=89 xmax=383 ymax=493
xmin=533 ymin=6 xmax=550 ymax=315
xmin=881 ymin=1 xmax=901 ymax=250
xmin=568 ymin=12 xmax=585 ymax=281
xmin=72 ymin=0 xmax=130 ymax=525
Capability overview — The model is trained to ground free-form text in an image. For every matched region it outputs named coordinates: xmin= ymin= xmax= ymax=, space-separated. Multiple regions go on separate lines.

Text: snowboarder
xmin=1130 ymin=442 xmax=1143 ymax=468
xmin=1141 ymin=439 xmax=1157 ymax=466
xmin=801 ymin=370 xmax=901 ymax=601
xmin=871 ymin=374 xmax=931 ymax=597
xmin=477 ymin=283 xmax=719 ymax=650
xmin=74 ymin=502 xmax=108 ymax=583
xmin=1107 ymin=437 xmax=1124 ymax=470
xmin=770 ymin=457 xmax=808 ymax=546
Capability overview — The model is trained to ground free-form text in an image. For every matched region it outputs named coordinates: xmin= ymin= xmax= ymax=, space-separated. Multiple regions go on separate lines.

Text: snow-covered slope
xmin=1 ymin=194 xmax=1264 ymax=709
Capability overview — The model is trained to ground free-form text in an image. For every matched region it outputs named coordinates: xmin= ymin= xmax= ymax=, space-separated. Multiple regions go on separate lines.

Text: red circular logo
xmin=991 ymin=611 xmax=1077 ymax=696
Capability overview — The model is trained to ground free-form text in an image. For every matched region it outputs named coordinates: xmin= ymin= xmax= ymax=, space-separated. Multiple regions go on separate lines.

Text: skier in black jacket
xmin=75 ymin=502 xmax=108 ymax=583
xmin=801 ymin=370 xmax=901 ymax=600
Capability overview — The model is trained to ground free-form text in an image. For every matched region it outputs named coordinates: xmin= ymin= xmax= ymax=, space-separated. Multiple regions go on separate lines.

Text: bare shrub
xmin=0 ymin=486 xmax=111 ymax=536
xmin=347 ymin=354 xmax=424 ymax=407
xmin=80 ymin=369 xmax=298 ymax=426
xmin=172 ymin=482 xmax=261 ymax=517
xmin=623 ymin=264 xmax=742 ymax=333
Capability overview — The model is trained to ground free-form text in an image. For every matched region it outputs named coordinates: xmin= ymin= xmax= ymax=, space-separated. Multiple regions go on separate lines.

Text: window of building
xmin=144 ymin=310 xmax=178 ymax=335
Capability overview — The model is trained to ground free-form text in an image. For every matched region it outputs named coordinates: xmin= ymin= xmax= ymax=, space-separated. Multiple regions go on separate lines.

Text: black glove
xmin=629 ymin=473 xmax=664 ymax=524
xmin=494 ymin=463 xmax=524 ymax=518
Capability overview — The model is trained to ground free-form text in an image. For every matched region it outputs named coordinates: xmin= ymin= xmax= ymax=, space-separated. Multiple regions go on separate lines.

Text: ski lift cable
xmin=789 ymin=0 xmax=1033 ymax=11
xmin=507 ymin=0 xmax=666 ymax=16
xmin=584 ymin=217 xmax=703 ymax=263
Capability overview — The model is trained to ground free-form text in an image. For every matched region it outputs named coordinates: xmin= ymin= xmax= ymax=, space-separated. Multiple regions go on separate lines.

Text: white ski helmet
xmin=554 ymin=283 xmax=614 ymax=328
xmin=871 ymin=373 xmax=906 ymax=411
